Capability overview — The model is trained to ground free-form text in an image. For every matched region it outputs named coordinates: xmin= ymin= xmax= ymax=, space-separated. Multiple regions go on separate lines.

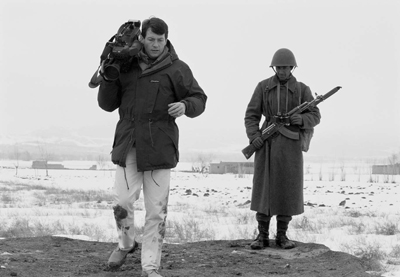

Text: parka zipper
xmin=119 ymin=117 xmax=135 ymax=168
xmin=149 ymin=119 xmax=154 ymax=147
xmin=123 ymin=118 xmax=135 ymax=191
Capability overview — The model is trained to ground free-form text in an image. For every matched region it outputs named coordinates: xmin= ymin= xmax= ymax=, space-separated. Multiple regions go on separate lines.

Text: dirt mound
xmin=0 ymin=236 xmax=376 ymax=277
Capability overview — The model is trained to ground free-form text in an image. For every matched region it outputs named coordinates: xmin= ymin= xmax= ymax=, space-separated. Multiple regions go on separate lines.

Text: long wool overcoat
xmin=244 ymin=75 xmax=321 ymax=216
xmin=98 ymin=41 xmax=207 ymax=171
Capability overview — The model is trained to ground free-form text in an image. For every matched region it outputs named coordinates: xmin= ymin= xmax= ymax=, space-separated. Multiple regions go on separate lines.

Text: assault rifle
xmin=242 ymin=86 xmax=342 ymax=159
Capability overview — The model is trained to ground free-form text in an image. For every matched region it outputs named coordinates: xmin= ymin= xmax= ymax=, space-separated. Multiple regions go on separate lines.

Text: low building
xmin=372 ymin=164 xmax=400 ymax=175
xmin=32 ymin=161 xmax=65 ymax=170
xmin=209 ymin=161 xmax=254 ymax=174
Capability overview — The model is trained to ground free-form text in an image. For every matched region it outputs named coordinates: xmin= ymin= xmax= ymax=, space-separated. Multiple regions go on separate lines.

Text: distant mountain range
xmin=2 ymin=126 xmax=381 ymax=164
xmin=0 ymin=127 xmax=249 ymax=163
xmin=0 ymin=131 xmax=112 ymax=161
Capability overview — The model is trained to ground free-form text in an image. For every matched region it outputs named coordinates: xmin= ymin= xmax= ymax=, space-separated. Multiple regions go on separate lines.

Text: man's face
xmin=142 ymin=28 xmax=167 ymax=59
xmin=275 ymin=66 xmax=292 ymax=80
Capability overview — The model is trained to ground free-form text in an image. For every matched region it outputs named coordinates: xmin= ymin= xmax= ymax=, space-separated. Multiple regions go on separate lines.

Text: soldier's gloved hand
xmin=252 ymin=137 xmax=264 ymax=149
xmin=290 ymin=114 xmax=303 ymax=126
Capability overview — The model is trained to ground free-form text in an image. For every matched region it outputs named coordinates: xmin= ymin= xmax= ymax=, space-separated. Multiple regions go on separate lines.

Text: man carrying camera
xmin=97 ymin=17 xmax=207 ymax=277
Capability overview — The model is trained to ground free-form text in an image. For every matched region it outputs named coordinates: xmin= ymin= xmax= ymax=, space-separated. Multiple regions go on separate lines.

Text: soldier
xmin=244 ymin=48 xmax=321 ymax=249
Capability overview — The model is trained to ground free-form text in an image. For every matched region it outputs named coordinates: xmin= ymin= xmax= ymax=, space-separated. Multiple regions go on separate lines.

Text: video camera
xmin=88 ymin=20 xmax=142 ymax=88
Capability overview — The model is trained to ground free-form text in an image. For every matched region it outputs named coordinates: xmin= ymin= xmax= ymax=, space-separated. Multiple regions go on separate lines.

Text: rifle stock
xmin=242 ymin=143 xmax=258 ymax=160
xmin=242 ymin=86 xmax=341 ymax=159
xmin=241 ymin=122 xmax=283 ymax=159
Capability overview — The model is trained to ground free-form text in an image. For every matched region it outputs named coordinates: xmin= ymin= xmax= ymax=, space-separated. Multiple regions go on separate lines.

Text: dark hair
xmin=142 ymin=17 xmax=168 ymax=39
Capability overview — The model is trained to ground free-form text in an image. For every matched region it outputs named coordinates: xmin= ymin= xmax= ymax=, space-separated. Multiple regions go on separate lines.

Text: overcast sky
xmin=1 ymin=0 xmax=399 ymax=161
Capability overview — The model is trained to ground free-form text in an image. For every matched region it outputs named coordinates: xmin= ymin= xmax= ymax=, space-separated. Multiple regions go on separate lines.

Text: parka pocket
xmin=147 ymin=80 xmax=160 ymax=113
xmin=146 ymin=123 xmax=179 ymax=168
xmin=112 ymin=119 xmax=123 ymax=148
xmin=158 ymin=125 xmax=179 ymax=161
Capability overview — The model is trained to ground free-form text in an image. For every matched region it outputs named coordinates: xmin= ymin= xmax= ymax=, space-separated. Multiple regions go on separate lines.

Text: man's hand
xmin=88 ymin=61 xmax=107 ymax=88
xmin=168 ymin=102 xmax=186 ymax=118
xmin=252 ymin=137 xmax=264 ymax=149
xmin=290 ymin=114 xmax=303 ymax=126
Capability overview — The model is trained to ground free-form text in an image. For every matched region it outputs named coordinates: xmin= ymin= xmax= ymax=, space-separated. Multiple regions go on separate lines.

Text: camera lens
xmin=104 ymin=64 xmax=120 ymax=81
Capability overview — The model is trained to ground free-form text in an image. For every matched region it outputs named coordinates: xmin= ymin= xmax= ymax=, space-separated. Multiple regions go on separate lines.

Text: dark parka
xmin=244 ymin=75 xmax=320 ymax=216
xmin=98 ymin=41 xmax=207 ymax=171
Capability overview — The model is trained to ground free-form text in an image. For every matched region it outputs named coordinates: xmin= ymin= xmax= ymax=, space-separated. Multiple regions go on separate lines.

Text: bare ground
xmin=0 ymin=236 xmax=378 ymax=277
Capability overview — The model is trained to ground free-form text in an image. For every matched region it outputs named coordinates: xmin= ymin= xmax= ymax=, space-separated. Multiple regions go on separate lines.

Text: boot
xmin=142 ymin=269 xmax=163 ymax=277
xmin=275 ymin=232 xmax=296 ymax=249
xmin=108 ymin=241 xmax=138 ymax=268
xmin=275 ymin=215 xmax=295 ymax=249
xmin=250 ymin=222 xmax=270 ymax=249
xmin=250 ymin=233 xmax=269 ymax=249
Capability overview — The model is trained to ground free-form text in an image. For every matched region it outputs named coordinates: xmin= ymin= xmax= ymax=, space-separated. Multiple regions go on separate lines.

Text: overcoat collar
xmin=269 ymin=75 xmax=298 ymax=93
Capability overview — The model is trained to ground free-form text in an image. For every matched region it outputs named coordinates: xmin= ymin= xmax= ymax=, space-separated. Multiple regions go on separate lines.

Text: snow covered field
xmin=0 ymin=160 xmax=399 ymax=276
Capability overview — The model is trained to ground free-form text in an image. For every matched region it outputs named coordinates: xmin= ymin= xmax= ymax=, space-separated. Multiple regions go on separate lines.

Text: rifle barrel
xmin=321 ymin=86 xmax=342 ymax=101
xmin=287 ymin=102 xmax=308 ymax=116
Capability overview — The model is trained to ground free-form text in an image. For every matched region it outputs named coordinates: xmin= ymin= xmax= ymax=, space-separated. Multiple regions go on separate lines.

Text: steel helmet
xmin=270 ymin=48 xmax=297 ymax=67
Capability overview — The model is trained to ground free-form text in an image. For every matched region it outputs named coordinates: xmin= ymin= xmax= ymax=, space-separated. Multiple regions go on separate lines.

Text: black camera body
xmin=89 ymin=20 xmax=142 ymax=88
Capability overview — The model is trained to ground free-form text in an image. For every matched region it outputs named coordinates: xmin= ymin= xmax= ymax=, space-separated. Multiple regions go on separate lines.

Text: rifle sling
xmin=275 ymin=80 xmax=300 ymax=140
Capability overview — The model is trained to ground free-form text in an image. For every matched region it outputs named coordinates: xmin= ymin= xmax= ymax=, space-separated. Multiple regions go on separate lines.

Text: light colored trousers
xmin=113 ymin=148 xmax=170 ymax=272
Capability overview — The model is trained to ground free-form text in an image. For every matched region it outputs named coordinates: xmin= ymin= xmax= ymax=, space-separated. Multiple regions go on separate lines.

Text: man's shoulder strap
xmin=296 ymin=81 xmax=302 ymax=105
xmin=264 ymin=77 xmax=274 ymax=94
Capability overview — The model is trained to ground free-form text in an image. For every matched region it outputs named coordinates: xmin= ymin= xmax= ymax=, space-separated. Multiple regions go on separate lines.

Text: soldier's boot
xmin=275 ymin=232 xmax=296 ymax=249
xmin=250 ymin=222 xmax=270 ymax=249
xmin=276 ymin=216 xmax=295 ymax=249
